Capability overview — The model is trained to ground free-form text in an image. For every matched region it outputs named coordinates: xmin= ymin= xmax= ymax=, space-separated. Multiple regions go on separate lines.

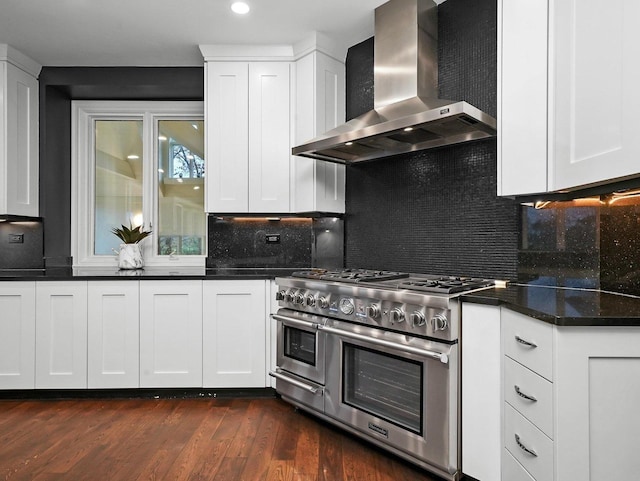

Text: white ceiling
xmin=0 ymin=0 xmax=449 ymax=67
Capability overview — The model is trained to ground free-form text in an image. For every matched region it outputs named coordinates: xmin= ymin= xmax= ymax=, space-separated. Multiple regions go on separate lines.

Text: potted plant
xmin=111 ymin=223 xmax=152 ymax=269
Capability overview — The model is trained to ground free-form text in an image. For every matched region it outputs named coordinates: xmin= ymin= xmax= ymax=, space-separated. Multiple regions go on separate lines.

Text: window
xmin=72 ymin=101 xmax=206 ymax=267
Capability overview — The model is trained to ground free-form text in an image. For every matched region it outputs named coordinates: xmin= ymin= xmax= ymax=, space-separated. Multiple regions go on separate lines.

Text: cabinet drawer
xmin=504 ymin=356 xmax=553 ymax=438
xmin=502 ymin=308 xmax=553 ymax=380
xmin=504 ymin=403 xmax=553 ymax=481
xmin=503 ymin=448 xmax=536 ymax=481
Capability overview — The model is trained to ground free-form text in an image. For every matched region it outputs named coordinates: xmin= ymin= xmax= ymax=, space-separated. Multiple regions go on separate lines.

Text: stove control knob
xmin=294 ymin=293 xmax=305 ymax=305
xmin=317 ymin=296 xmax=329 ymax=309
xmin=284 ymin=291 xmax=295 ymax=303
xmin=275 ymin=290 xmax=286 ymax=301
xmin=411 ymin=311 xmax=426 ymax=327
xmin=366 ymin=305 xmax=380 ymax=319
xmin=431 ymin=314 xmax=449 ymax=331
xmin=339 ymin=298 xmax=355 ymax=315
xmin=305 ymin=295 xmax=316 ymax=307
xmin=390 ymin=308 xmax=405 ymax=324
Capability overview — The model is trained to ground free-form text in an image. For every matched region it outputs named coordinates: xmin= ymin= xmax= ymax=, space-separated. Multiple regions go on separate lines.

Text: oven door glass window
xmin=343 ymin=343 xmax=423 ymax=434
xmin=284 ymin=326 xmax=316 ymax=366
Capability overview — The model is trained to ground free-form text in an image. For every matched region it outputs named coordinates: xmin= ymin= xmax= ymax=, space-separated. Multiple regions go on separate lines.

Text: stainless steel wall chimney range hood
xmin=292 ymin=0 xmax=497 ymax=164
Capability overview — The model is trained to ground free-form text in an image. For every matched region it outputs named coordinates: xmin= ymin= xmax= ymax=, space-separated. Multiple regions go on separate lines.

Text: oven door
xmin=272 ymin=308 xmax=326 ymax=385
xmin=322 ymin=320 xmax=459 ymax=478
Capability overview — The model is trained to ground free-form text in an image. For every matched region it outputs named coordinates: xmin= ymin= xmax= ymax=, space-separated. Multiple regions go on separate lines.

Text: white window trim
xmin=72 ymin=100 xmax=206 ymax=268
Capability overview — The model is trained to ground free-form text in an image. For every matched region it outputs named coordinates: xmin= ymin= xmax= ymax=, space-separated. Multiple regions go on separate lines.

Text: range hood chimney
xmin=292 ymin=0 xmax=497 ymax=164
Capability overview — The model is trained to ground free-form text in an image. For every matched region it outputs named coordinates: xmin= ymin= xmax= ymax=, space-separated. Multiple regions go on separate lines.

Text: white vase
xmin=117 ymin=243 xmax=144 ymax=270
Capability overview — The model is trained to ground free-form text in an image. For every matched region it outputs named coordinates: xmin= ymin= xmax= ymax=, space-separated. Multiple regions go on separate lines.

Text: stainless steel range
xmin=270 ymin=269 xmax=494 ymax=481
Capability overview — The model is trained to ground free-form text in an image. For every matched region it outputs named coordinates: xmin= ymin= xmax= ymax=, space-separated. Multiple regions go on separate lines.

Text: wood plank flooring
xmin=0 ymin=397 xmax=447 ymax=481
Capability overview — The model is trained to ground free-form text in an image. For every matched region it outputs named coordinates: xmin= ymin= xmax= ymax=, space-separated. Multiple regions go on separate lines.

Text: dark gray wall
xmin=344 ymin=0 xmax=520 ymax=280
xmin=38 ymin=67 xmax=203 ymax=266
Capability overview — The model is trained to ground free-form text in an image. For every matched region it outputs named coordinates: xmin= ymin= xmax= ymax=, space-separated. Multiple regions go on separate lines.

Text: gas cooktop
xmin=292 ymin=269 xmax=494 ymax=294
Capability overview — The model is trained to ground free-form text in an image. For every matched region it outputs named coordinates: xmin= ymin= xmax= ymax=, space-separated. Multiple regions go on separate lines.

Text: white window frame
xmin=71 ymin=100 xmax=206 ymax=268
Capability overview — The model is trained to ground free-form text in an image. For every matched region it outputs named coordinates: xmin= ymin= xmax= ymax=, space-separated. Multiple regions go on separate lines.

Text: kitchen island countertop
xmin=462 ymin=283 xmax=640 ymax=326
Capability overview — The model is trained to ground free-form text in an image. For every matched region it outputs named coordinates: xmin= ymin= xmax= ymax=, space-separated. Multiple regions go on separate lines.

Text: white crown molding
xmin=0 ymin=44 xmax=42 ymax=77
xmin=199 ymin=44 xmax=295 ymax=62
xmin=293 ymin=32 xmax=346 ymax=64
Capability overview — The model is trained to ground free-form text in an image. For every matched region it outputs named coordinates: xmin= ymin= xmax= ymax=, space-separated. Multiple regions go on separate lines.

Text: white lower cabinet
xmin=461 ymin=303 xmax=502 ymax=481
xmin=0 ymin=282 xmax=36 ymax=389
xmin=203 ymin=280 xmax=267 ymax=387
xmin=35 ymin=281 xmax=88 ymax=389
xmin=87 ymin=281 xmax=139 ymax=389
xmin=139 ymin=280 xmax=203 ymax=388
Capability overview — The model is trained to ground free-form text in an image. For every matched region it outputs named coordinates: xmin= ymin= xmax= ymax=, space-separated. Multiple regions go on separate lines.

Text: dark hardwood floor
xmin=0 ymin=397 xmax=447 ymax=481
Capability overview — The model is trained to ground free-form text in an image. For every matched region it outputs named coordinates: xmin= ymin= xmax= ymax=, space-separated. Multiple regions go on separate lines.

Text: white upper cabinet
xmin=202 ymin=46 xmax=292 ymax=213
xmin=292 ymin=49 xmax=346 ymax=213
xmin=204 ymin=62 xmax=249 ymax=212
xmin=498 ymin=0 xmax=640 ymax=196
xmin=0 ymin=45 xmax=40 ymax=216
xmin=200 ymin=39 xmax=346 ymax=214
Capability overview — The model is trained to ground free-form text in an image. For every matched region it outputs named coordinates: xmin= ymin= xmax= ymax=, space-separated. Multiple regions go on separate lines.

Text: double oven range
xmin=270 ymin=269 xmax=494 ymax=481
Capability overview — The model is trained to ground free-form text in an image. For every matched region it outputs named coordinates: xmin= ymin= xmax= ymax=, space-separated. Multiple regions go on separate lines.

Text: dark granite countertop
xmin=0 ymin=267 xmax=301 ymax=281
xmin=462 ymin=284 xmax=640 ymax=326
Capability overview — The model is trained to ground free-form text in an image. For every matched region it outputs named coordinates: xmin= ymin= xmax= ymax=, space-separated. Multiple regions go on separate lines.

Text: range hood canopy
xmin=292 ymin=0 xmax=497 ymax=164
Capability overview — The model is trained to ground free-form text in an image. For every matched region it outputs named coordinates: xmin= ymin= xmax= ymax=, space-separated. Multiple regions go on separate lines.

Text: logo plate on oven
xmin=368 ymin=422 xmax=389 ymax=438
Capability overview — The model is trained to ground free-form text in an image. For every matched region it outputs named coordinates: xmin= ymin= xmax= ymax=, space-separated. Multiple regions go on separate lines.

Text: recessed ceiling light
xmin=158 ymin=168 xmax=165 ymax=174
xmin=231 ymin=2 xmax=250 ymax=14
xmin=403 ymin=127 xmax=414 ymax=132
xmin=345 ymin=142 xmax=353 ymax=146
xmin=127 ymin=154 xmax=139 ymax=160
xmin=193 ymin=186 xmax=200 ymax=190
xmin=158 ymin=135 xmax=167 ymax=141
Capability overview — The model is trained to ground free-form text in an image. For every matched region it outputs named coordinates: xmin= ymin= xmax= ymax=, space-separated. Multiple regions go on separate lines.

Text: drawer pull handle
xmin=515 ymin=335 xmax=538 ymax=348
xmin=514 ymin=385 xmax=538 ymax=402
xmin=515 ymin=434 xmax=538 ymax=457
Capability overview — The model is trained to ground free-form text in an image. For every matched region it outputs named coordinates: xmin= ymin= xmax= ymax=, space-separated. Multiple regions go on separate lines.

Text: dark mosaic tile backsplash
xmin=344 ymin=0 xmax=520 ymax=280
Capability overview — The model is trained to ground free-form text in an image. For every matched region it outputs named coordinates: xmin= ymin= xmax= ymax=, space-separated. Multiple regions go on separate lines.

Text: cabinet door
xmin=293 ymin=51 xmax=346 ymax=213
xmin=0 ymin=282 xmax=35 ymax=389
xmin=203 ymin=280 xmax=267 ymax=387
xmin=205 ymin=62 xmax=249 ymax=212
xmin=87 ymin=281 xmax=139 ymax=388
xmin=461 ymin=303 xmax=501 ymax=481
xmin=555 ymin=326 xmax=640 ymax=481
xmin=35 ymin=281 xmax=88 ymax=389
xmin=2 ymin=63 xmax=39 ymax=216
xmin=139 ymin=280 xmax=202 ymax=387
xmin=248 ymin=62 xmax=291 ymax=212
xmin=551 ymin=0 xmax=640 ymax=191
xmin=497 ymin=0 xmax=549 ymax=196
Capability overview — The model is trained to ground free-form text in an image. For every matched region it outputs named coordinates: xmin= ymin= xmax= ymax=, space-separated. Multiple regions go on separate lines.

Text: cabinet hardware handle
xmin=515 ymin=335 xmax=537 ymax=348
xmin=514 ymin=385 xmax=538 ymax=402
xmin=271 ymin=314 xmax=320 ymax=330
xmin=269 ymin=370 xmax=322 ymax=395
xmin=515 ymin=434 xmax=538 ymax=457
xmin=318 ymin=324 xmax=449 ymax=364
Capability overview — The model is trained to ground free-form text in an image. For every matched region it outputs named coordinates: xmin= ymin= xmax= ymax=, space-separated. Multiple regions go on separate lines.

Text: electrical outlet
xmin=265 ymin=234 xmax=280 ymax=244
xmin=8 ymin=233 xmax=24 ymax=244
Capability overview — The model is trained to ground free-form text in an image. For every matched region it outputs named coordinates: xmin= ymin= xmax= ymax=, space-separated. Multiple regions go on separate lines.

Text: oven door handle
xmin=318 ymin=325 xmax=449 ymax=364
xmin=271 ymin=313 xmax=319 ymax=330
xmin=269 ymin=370 xmax=322 ymax=395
